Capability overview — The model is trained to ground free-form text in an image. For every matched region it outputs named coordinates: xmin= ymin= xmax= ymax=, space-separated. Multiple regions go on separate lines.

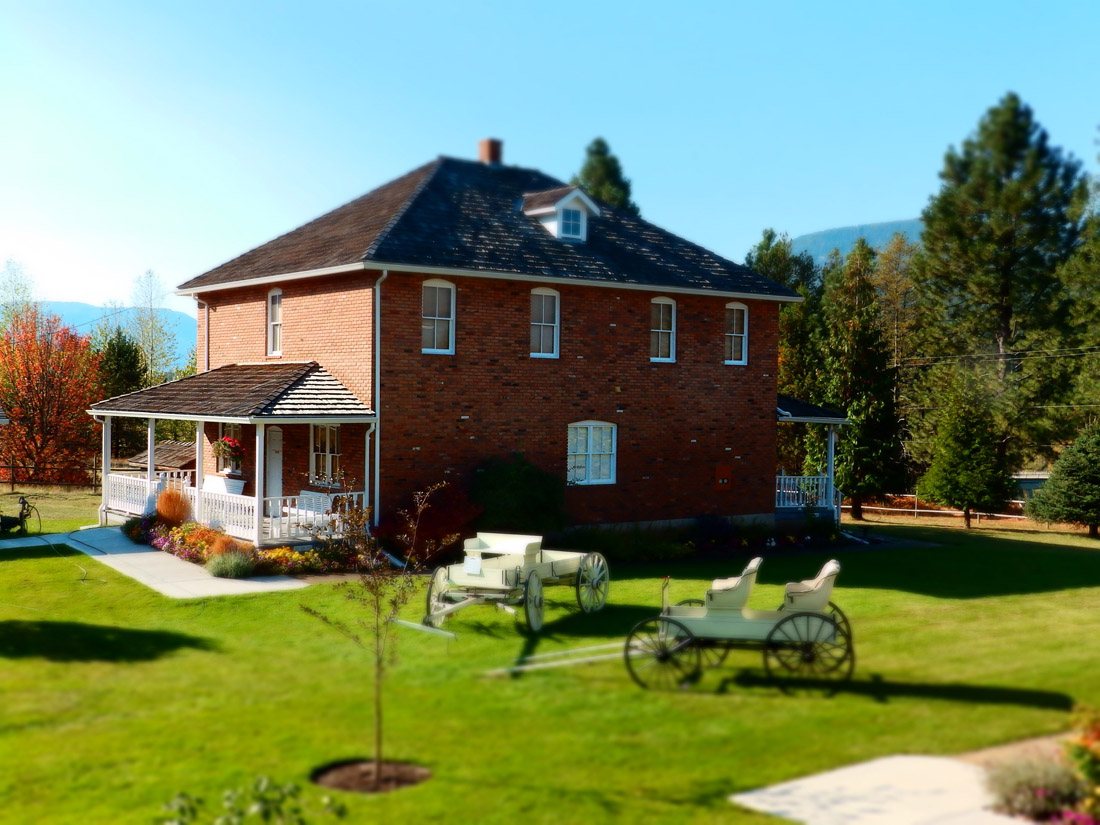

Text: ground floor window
xmin=217 ymin=423 xmax=243 ymax=475
xmin=567 ymin=421 xmax=616 ymax=485
xmin=311 ymin=424 xmax=340 ymax=486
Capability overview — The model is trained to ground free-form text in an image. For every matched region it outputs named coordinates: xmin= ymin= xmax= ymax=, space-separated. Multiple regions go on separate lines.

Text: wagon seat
xmin=705 ymin=557 xmax=763 ymax=610
xmin=783 ymin=559 xmax=841 ymax=612
xmin=463 ymin=533 xmax=543 ymax=567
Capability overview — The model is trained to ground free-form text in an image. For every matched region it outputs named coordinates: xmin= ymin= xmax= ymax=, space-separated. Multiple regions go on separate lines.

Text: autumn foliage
xmin=0 ymin=307 xmax=102 ymax=483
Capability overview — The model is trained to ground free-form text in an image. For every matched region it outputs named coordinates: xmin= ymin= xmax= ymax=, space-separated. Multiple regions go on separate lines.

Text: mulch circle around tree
xmin=311 ymin=759 xmax=431 ymax=794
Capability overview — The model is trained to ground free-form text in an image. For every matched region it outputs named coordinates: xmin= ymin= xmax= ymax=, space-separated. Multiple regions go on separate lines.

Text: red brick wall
xmin=377 ymin=271 xmax=779 ymax=525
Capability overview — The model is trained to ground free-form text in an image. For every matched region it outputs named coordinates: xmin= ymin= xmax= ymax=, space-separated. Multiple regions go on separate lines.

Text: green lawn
xmin=0 ymin=488 xmax=100 ymax=535
xmin=2 ymin=524 xmax=1099 ymax=824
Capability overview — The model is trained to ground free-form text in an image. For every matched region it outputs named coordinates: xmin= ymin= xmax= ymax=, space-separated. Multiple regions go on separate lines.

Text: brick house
xmin=90 ymin=140 xmax=844 ymax=544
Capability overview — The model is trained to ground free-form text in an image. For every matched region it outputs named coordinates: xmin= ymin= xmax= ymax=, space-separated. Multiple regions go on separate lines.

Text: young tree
xmin=872 ymin=232 xmax=920 ymax=370
xmin=915 ymin=93 xmax=1089 ymax=468
xmin=816 ymin=239 xmax=905 ymax=519
xmin=0 ymin=259 xmax=36 ymax=331
xmin=1026 ymin=423 xmax=1100 ymax=537
xmin=919 ymin=373 xmax=1013 ymax=528
xmin=570 ymin=137 xmax=640 ymax=216
xmin=128 ymin=270 xmax=179 ymax=386
xmin=0 ymin=306 xmax=101 ymax=482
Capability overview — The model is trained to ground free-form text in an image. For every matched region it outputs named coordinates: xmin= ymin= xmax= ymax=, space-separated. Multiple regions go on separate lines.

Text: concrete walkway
xmin=0 ymin=526 xmax=308 ymax=599
xmin=731 ymin=754 xmax=1018 ymax=824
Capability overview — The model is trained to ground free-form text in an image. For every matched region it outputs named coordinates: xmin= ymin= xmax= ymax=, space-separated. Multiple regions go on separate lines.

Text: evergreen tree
xmin=96 ymin=328 xmax=146 ymax=457
xmin=919 ymin=373 xmax=1013 ymax=528
xmin=915 ymin=93 xmax=1089 ymax=469
xmin=1026 ymin=423 xmax=1100 ymax=537
xmin=816 ymin=239 xmax=905 ymax=519
xmin=570 ymin=138 xmax=640 ymax=216
xmin=872 ymin=232 xmax=920 ymax=370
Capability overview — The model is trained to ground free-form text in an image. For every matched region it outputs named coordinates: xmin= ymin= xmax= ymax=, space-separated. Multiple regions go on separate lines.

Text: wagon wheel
xmin=524 ymin=570 xmax=545 ymax=632
xmin=827 ymin=601 xmax=852 ymax=642
xmin=763 ymin=612 xmax=854 ymax=690
xmin=624 ymin=617 xmax=700 ymax=690
xmin=423 ymin=566 xmax=450 ymax=628
xmin=674 ymin=599 xmax=729 ymax=667
xmin=575 ymin=552 xmax=610 ymax=613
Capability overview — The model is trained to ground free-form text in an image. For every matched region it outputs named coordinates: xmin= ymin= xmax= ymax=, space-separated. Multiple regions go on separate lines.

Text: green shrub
xmin=472 ymin=454 xmax=566 ymax=534
xmin=205 ymin=551 xmax=256 ymax=579
xmin=552 ymin=524 xmax=694 ymax=563
xmin=986 ymin=757 xmax=1084 ymax=820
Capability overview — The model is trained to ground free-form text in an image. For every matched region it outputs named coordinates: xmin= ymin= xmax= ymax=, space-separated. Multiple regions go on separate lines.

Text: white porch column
xmin=100 ymin=416 xmax=112 ymax=525
xmin=254 ymin=422 xmax=265 ymax=546
xmin=194 ymin=424 xmax=205 ymax=523
xmin=146 ymin=418 xmax=159 ymax=510
xmin=826 ymin=424 xmax=838 ymax=525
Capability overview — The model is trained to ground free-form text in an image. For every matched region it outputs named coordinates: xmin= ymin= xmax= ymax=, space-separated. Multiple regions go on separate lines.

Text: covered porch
xmin=775 ymin=394 xmax=848 ymax=524
xmin=89 ymin=362 xmax=377 ymax=546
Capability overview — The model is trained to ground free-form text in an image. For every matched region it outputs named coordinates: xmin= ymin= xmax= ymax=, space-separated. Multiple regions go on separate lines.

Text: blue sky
xmin=2 ymin=0 xmax=1097 ymax=318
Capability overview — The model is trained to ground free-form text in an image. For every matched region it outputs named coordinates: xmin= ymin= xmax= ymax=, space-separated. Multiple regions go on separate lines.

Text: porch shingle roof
xmin=90 ymin=363 xmax=373 ymax=420
xmin=776 ymin=394 xmax=847 ymax=424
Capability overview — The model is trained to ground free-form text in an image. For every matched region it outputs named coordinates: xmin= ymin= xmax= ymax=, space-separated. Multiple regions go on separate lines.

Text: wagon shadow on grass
xmin=0 ymin=620 xmax=217 ymax=662
xmin=721 ymin=669 xmax=1073 ymax=710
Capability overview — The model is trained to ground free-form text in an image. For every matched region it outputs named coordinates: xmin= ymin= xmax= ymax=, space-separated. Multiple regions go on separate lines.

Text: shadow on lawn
xmin=0 ymin=620 xmax=216 ymax=662
xmin=724 ymin=670 xmax=1073 ymax=710
xmin=0 ymin=543 xmax=81 ymax=563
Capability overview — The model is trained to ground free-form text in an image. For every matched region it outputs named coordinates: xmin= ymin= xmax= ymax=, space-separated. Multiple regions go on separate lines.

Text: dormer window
xmin=521 ymin=186 xmax=601 ymax=242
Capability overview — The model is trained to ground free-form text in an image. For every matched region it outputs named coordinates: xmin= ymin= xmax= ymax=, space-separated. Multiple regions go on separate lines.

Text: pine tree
xmin=919 ymin=373 xmax=1013 ymax=528
xmin=915 ymin=93 xmax=1089 ymax=469
xmin=1026 ymin=423 xmax=1100 ymax=537
xmin=818 ymin=239 xmax=905 ymax=519
xmin=96 ymin=328 xmax=146 ymax=456
xmin=570 ymin=138 xmax=640 ymax=216
xmin=872 ymin=232 xmax=920 ymax=371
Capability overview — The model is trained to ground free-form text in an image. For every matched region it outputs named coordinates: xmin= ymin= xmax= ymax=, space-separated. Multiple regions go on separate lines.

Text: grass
xmin=0 ymin=488 xmax=100 ymax=535
xmin=2 ymin=523 xmax=1099 ymax=823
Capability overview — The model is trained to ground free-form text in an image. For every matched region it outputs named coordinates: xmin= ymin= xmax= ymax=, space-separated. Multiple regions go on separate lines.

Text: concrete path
xmin=731 ymin=754 xmax=1017 ymax=824
xmin=0 ymin=527 xmax=308 ymax=599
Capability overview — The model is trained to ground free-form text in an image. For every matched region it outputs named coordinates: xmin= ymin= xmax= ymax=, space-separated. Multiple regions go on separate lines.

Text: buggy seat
xmin=783 ymin=559 xmax=841 ymax=611
xmin=706 ymin=557 xmax=763 ymax=610
xmin=463 ymin=533 xmax=543 ymax=566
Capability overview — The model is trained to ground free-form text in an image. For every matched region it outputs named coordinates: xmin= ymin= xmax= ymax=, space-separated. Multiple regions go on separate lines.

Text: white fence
xmin=775 ymin=475 xmax=831 ymax=509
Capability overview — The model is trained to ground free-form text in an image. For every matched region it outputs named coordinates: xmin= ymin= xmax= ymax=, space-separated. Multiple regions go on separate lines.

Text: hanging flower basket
xmin=212 ymin=437 xmax=245 ymax=464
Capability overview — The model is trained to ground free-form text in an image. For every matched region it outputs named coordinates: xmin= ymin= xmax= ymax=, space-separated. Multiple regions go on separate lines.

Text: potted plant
xmin=210 ymin=436 xmax=246 ymax=495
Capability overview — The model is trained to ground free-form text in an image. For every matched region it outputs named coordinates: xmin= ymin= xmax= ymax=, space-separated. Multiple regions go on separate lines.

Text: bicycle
xmin=0 ymin=496 xmax=42 ymax=536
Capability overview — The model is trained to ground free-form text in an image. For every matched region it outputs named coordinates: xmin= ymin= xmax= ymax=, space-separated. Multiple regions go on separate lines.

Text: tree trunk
xmin=963 ymin=507 xmax=972 ymax=529
xmin=850 ymin=495 xmax=863 ymax=521
xmin=374 ymin=621 xmax=383 ymax=790
xmin=1090 ymin=524 xmax=1098 ymax=539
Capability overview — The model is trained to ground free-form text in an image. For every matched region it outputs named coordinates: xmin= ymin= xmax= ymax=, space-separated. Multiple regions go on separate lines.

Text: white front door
xmin=265 ymin=427 xmax=283 ymax=515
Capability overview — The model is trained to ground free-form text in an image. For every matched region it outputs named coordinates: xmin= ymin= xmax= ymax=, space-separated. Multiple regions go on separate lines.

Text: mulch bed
xmin=311 ymin=759 xmax=431 ymax=794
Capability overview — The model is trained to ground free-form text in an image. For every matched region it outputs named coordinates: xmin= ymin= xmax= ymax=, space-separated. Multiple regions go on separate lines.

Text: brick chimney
xmin=479 ymin=138 xmax=503 ymax=165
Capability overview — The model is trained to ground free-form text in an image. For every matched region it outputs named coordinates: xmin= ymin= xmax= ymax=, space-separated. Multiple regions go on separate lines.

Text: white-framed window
xmin=650 ymin=297 xmax=676 ymax=362
xmin=530 ymin=288 xmax=559 ymax=358
xmin=567 ymin=421 xmax=616 ymax=485
xmin=561 ymin=208 xmax=583 ymax=238
xmin=422 ymin=279 xmax=455 ymax=354
xmin=310 ymin=424 xmax=340 ymax=486
xmin=217 ymin=422 xmax=243 ymax=476
xmin=724 ymin=302 xmax=748 ymax=365
xmin=267 ymin=288 xmax=283 ymax=356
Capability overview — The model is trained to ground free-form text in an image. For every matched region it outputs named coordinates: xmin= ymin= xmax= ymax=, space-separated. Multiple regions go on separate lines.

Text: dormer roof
xmin=521 ymin=186 xmax=601 ymax=217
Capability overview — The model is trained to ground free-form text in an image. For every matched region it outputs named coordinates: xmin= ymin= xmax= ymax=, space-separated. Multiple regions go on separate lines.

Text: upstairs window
xmin=561 ymin=208 xmax=583 ymax=239
xmin=310 ymin=424 xmax=340 ymax=486
xmin=267 ymin=288 xmax=282 ymax=356
xmin=217 ymin=422 xmax=243 ymax=476
xmin=422 ymin=280 xmax=455 ymax=354
xmin=530 ymin=288 xmax=559 ymax=358
xmin=650 ymin=297 xmax=675 ymax=362
xmin=724 ymin=302 xmax=748 ymax=365
xmin=567 ymin=421 xmax=616 ymax=485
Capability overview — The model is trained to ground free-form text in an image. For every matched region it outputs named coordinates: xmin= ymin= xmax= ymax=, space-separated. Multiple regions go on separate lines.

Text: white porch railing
xmin=263 ymin=492 xmax=366 ymax=540
xmin=198 ymin=489 xmax=257 ymax=541
xmin=106 ymin=472 xmax=160 ymax=515
xmin=775 ymin=475 xmax=831 ymax=509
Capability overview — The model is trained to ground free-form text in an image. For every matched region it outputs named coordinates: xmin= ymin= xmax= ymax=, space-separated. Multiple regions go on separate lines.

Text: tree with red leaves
xmin=0 ymin=307 xmax=102 ymax=483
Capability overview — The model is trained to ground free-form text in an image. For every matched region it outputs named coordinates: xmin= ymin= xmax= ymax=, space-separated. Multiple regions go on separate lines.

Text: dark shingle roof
xmin=178 ymin=157 xmax=798 ymax=300
xmin=776 ymin=394 xmax=847 ymax=423
xmin=127 ymin=441 xmax=197 ymax=470
xmin=91 ymin=363 xmax=373 ymax=419
xmin=521 ymin=185 xmax=581 ymax=213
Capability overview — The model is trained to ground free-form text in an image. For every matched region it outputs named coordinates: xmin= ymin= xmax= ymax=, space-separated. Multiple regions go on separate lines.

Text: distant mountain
xmin=43 ymin=301 xmax=197 ymax=369
xmin=791 ymin=219 xmax=922 ymax=264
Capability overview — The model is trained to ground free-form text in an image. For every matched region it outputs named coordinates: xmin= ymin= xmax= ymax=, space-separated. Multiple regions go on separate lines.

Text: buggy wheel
xmin=524 ymin=571 xmax=544 ymax=632
xmin=763 ymin=612 xmax=854 ymax=690
xmin=624 ymin=617 xmax=700 ymax=690
xmin=424 ymin=566 xmax=450 ymax=628
xmin=575 ymin=552 xmax=610 ymax=613
xmin=675 ymin=599 xmax=727 ymax=666
xmin=827 ymin=601 xmax=852 ymax=642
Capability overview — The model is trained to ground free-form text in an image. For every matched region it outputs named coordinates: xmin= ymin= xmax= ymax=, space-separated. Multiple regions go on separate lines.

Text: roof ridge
xmin=362 ymin=157 xmax=445 ymax=260
xmin=94 ymin=362 xmax=234 ymax=407
xmin=250 ymin=361 xmax=317 ymax=414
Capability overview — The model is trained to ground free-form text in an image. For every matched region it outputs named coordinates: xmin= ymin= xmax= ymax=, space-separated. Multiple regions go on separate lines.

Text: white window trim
xmin=267 ymin=288 xmax=283 ymax=356
xmin=650 ymin=296 xmax=676 ymax=363
xmin=217 ymin=422 xmax=243 ymax=476
xmin=560 ymin=207 xmax=584 ymax=240
xmin=422 ymin=279 xmax=456 ymax=355
xmin=309 ymin=424 xmax=341 ymax=487
xmin=567 ymin=420 xmax=617 ymax=486
xmin=724 ymin=301 xmax=748 ymax=365
xmin=530 ymin=287 xmax=560 ymax=359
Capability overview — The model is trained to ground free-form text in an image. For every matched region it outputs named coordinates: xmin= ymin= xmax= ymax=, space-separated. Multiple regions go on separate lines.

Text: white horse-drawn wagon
xmin=423 ymin=533 xmax=610 ymax=631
